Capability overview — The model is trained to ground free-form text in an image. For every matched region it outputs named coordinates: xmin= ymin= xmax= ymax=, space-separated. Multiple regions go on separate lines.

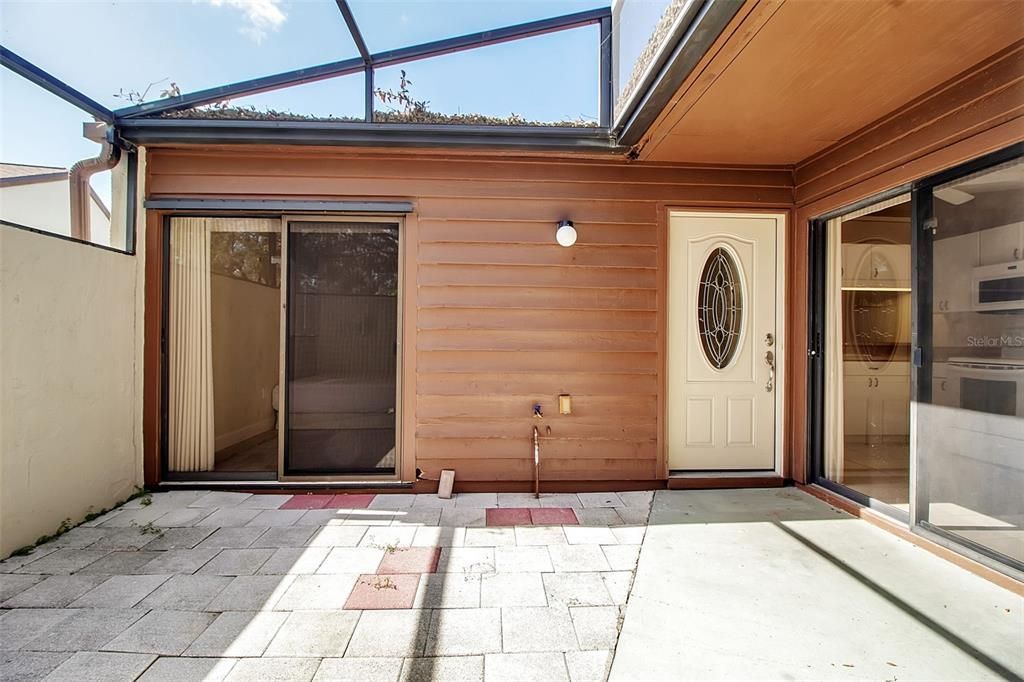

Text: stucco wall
xmin=0 ymin=179 xmax=112 ymax=246
xmin=211 ymin=272 xmax=279 ymax=451
xmin=0 ymin=225 xmax=141 ymax=557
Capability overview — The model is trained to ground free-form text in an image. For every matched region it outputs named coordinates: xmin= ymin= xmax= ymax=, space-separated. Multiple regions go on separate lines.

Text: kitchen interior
xmin=925 ymin=158 xmax=1024 ymax=564
xmin=839 ymin=202 xmax=913 ymax=506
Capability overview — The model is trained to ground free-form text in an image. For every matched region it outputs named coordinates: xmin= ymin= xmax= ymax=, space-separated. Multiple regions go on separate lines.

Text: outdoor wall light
xmin=555 ymin=219 xmax=577 ymax=247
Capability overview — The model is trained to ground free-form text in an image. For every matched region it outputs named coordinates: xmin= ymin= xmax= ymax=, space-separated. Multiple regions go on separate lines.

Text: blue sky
xmin=1 ymin=0 xmax=613 ymax=187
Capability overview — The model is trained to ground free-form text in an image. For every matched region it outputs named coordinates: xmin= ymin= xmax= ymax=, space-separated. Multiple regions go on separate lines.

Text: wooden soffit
xmin=637 ymin=0 xmax=1024 ymax=166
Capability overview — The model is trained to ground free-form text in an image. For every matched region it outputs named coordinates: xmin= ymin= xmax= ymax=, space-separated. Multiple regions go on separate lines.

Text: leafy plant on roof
xmin=113 ymin=78 xmax=181 ymax=105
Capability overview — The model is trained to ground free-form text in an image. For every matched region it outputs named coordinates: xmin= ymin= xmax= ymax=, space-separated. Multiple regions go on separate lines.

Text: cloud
xmin=204 ymin=0 xmax=287 ymax=44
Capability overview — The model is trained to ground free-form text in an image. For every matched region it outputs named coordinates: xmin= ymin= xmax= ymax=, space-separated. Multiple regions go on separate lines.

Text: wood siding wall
xmin=786 ymin=42 xmax=1024 ymax=483
xmin=144 ymin=151 xmax=792 ymax=484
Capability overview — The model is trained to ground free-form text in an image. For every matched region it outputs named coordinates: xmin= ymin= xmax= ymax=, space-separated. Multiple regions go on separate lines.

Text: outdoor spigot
xmin=533 ymin=404 xmax=544 ymax=419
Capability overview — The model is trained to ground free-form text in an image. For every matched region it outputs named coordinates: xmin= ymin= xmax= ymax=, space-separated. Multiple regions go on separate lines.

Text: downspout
xmin=70 ymin=122 xmax=120 ymax=240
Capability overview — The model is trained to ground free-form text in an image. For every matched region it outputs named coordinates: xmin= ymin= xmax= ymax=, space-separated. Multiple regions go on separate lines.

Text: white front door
xmin=667 ymin=212 xmax=782 ymax=470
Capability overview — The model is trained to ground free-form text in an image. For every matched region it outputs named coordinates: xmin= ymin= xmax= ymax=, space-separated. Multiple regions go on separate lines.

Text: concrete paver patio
xmin=1 ymin=490 xmax=649 ymax=681
xmin=1 ymin=488 xmax=1021 ymax=681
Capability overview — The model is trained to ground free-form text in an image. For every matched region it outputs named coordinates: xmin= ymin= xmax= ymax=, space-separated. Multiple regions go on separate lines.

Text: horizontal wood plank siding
xmin=147 ymin=149 xmax=791 ymax=483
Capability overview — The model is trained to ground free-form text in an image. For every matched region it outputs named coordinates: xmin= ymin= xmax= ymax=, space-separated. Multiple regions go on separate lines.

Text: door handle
xmin=765 ymin=350 xmax=775 ymax=393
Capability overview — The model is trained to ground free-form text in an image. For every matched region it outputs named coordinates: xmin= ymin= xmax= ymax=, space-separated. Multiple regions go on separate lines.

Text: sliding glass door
xmin=165 ymin=217 xmax=281 ymax=479
xmin=283 ymin=220 xmax=400 ymax=477
xmin=810 ymin=143 xmax=1024 ymax=576
xmin=913 ymin=149 xmax=1024 ymax=571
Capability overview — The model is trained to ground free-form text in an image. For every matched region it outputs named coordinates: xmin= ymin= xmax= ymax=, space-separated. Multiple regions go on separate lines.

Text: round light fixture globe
xmin=555 ymin=219 xmax=577 ymax=247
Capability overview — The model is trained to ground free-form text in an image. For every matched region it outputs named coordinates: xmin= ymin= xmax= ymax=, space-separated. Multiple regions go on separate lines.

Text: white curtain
xmin=824 ymin=216 xmax=845 ymax=481
xmin=168 ymin=217 xmax=279 ymax=472
xmin=169 ymin=217 xmax=215 ymax=471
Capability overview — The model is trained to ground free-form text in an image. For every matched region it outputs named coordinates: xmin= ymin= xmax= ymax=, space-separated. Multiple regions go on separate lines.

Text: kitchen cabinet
xmin=843 ymin=362 xmax=910 ymax=439
xmin=932 ymin=362 xmax=957 ymax=408
xmin=842 ymin=244 xmax=910 ymax=289
xmin=978 ymin=221 xmax=1024 ymax=265
xmin=933 ymin=232 xmax=979 ymax=312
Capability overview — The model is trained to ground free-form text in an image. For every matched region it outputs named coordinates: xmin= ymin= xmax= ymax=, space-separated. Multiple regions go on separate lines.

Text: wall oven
xmin=972 ymin=262 xmax=1024 ymax=312
xmin=946 ymin=358 xmax=1024 ymax=418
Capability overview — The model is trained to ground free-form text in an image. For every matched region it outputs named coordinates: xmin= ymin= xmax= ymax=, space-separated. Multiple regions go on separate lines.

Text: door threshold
xmin=667 ymin=472 xmax=785 ymax=490
xmin=156 ymin=480 xmax=415 ymax=490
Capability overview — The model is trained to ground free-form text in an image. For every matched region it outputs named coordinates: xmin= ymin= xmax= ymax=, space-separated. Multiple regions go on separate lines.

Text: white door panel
xmin=668 ymin=212 xmax=780 ymax=470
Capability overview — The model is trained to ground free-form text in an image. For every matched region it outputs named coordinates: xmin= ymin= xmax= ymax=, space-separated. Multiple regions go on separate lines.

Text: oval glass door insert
xmin=697 ymin=246 xmax=743 ymax=369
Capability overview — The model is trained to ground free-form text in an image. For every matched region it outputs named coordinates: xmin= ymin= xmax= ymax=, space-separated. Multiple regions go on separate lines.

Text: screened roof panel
xmin=0 ymin=0 xmax=359 ymax=109
xmin=347 ymin=0 xmax=599 ymax=53
xmin=371 ymin=26 xmax=599 ymax=125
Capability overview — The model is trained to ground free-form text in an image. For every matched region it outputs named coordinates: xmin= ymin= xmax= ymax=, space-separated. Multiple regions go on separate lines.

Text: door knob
xmin=764 ymin=350 xmax=775 ymax=393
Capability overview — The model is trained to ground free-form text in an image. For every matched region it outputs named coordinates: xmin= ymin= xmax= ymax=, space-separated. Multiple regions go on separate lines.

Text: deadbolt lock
xmin=765 ymin=332 xmax=775 ymax=347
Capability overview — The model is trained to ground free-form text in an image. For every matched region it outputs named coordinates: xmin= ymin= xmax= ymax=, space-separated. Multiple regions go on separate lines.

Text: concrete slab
xmin=0 ymin=651 xmax=70 ymax=680
xmin=68 ymin=574 xmax=170 ymax=608
xmin=399 ymin=656 xmax=483 ymax=682
xmin=313 ymin=657 xmax=404 ymax=681
xmin=414 ymin=573 xmax=481 ymax=609
xmin=484 ymin=652 xmax=569 ymax=682
xmin=317 ymin=547 xmax=385 ymax=574
xmin=257 ymin=547 xmax=329 ymax=575
xmin=22 ymin=608 xmax=146 ymax=652
xmin=1 ymin=575 xmax=107 ymax=608
xmin=494 ymin=546 xmax=553 ymax=573
xmin=565 ymin=650 xmax=612 ymax=682
xmin=480 ymin=572 xmax=547 ymax=608
xmin=184 ymin=611 xmax=287 ymax=657
xmin=224 ymin=657 xmax=320 ymax=681
xmin=0 ymin=609 xmax=76 ymax=651
xmin=0 ymin=574 xmax=43 ymax=602
xmin=345 ymin=609 xmax=430 ymax=657
xmin=198 ymin=549 xmax=276 ymax=576
xmin=569 ymin=606 xmax=619 ymax=650
xmin=501 ymin=606 xmax=578 ymax=653
xmin=205 ymin=575 xmax=294 ymax=611
xmin=102 ymin=609 xmax=216 ymax=655
xmin=344 ymin=574 xmax=420 ymax=610
xmin=542 ymin=573 xmax=613 ymax=607
xmin=424 ymin=608 xmax=502 ymax=656
xmin=273 ymin=574 xmax=360 ymax=611
xmin=139 ymin=656 xmax=237 ymax=682
xmin=43 ymin=651 xmax=156 ymax=682
xmin=195 ymin=528 xmax=266 ymax=550
xmin=610 ymin=488 xmax=1024 ymax=681
xmin=137 ymin=575 xmax=231 ymax=611
xmin=264 ymin=611 xmax=359 ymax=657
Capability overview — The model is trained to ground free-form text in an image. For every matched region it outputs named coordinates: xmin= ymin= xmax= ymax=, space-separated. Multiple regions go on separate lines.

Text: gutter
xmin=114 ymin=118 xmax=624 ymax=154
xmin=70 ymin=122 xmax=120 ymax=240
xmin=614 ymin=0 xmax=743 ymax=149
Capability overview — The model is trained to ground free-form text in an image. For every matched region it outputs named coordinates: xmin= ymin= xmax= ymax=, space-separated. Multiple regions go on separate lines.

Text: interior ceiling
xmin=640 ymin=0 xmax=1024 ymax=166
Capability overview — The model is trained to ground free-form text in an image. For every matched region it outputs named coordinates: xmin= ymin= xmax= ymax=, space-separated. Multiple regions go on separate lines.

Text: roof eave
xmin=115 ymin=118 xmax=625 ymax=154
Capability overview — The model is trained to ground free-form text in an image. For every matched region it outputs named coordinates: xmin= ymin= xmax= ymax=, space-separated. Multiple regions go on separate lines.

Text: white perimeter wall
xmin=0 ymin=224 xmax=141 ymax=556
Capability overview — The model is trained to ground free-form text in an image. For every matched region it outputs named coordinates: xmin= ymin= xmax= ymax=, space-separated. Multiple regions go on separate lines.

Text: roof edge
xmin=115 ymin=119 xmax=625 ymax=154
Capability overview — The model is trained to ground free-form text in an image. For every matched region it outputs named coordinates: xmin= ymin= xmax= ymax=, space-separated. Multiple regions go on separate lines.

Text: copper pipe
xmin=532 ymin=425 xmax=540 ymax=499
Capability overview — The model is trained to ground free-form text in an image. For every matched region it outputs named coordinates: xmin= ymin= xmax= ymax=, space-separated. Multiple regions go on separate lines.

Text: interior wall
xmin=789 ymin=43 xmax=1024 ymax=483
xmin=0 ymin=226 xmax=140 ymax=557
xmin=211 ymin=273 xmax=279 ymax=451
xmin=144 ymin=150 xmax=793 ymax=484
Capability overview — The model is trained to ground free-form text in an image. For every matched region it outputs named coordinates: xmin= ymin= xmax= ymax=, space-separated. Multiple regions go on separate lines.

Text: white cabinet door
xmin=844 ymin=375 xmax=871 ymax=436
xmin=978 ymin=222 xmax=1024 ymax=265
xmin=842 ymin=244 xmax=873 ymax=288
xmin=933 ymin=232 xmax=978 ymax=312
xmin=878 ymin=375 xmax=911 ymax=436
xmin=870 ymin=245 xmax=911 ymax=288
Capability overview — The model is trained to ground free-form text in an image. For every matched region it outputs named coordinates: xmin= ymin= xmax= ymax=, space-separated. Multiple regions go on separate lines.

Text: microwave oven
xmin=972 ymin=261 xmax=1024 ymax=312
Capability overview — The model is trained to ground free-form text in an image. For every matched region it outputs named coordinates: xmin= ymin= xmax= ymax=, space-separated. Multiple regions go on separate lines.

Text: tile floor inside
xmin=0 ymin=490 xmax=651 ymax=682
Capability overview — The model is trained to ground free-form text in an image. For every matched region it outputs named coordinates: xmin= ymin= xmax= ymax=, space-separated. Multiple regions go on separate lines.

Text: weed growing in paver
xmin=368 ymin=576 xmax=398 ymax=591
xmin=131 ymin=520 xmax=164 ymax=538
xmin=9 ymin=485 xmax=157 ymax=558
xmin=139 ymin=494 xmax=153 ymax=506
xmin=383 ymin=543 xmax=400 ymax=554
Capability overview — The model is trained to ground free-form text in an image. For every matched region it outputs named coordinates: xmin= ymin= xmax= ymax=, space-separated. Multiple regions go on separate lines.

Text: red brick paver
xmin=326 ymin=494 xmax=375 ymax=509
xmin=485 ymin=508 xmax=533 ymax=526
xmin=530 ymin=507 xmax=579 ymax=525
xmin=377 ymin=547 xmax=442 ymax=574
xmin=344 ymin=573 xmax=420 ymax=609
xmin=280 ymin=494 xmax=335 ymax=510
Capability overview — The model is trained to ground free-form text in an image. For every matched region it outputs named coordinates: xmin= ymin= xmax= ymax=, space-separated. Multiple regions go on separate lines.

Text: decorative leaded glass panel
xmin=697 ymin=247 xmax=743 ymax=369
